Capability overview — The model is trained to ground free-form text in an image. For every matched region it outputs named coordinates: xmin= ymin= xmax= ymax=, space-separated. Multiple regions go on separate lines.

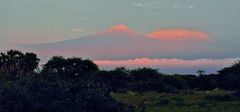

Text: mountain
xmin=24 ymin=25 xmax=213 ymax=61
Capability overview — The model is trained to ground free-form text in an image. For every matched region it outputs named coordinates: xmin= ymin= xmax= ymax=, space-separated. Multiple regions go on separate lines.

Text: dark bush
xmin=155 ymin=98 xmax=171 ymax=106
xmin=205 ymin=94 xmax=234 ymax=101
xmin=234 ymin=90 xmax=240 ymax=100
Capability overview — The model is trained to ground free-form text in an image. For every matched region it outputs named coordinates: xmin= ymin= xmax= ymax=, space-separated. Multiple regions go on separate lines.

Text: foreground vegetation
xmin=113 ymin=90 xmax=240 ymax=112
xmin=0 ymin=50 xmax=240 ymax=112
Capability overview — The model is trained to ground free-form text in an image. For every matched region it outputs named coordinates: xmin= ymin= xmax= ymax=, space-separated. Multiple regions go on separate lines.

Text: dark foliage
xmin=0 ymin=74 xmax=131 ymax=112
xmin=155 ymin=98 xmax=171 ymax=106
xmin=218 ymin=60 xmax=240 ymax=90
xmin=42 ymin=56 xmax=99 ymax=78
xmin=205 ymin=94 xmax=234 ymax=101
xmin=0 ymin=50 xmax=39 ymax=77
xmin=1 ymin=50 xmax=240 ymax=112
xmin=234 ymin=90 xmax=240 ymax=100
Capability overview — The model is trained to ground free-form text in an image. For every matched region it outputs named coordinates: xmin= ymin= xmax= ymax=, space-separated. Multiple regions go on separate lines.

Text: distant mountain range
xmin=20 ymin=25 xmax=240 ymax=74
xmin=23 ymin=25 xmax=215 ymax=61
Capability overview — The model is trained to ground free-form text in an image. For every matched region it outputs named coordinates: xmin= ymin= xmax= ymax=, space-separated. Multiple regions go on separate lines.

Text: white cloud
xmin=133 ymin=2 xmax=159 ymax=8
xmin=173 ymin=4 xmax=195 ymax=9
xmin=189 ymin=5 xmax=194 ymax=9
xmin=95 ymin=58 xmax=240 ymax=74
xmin=133 ymin=1 xmax=194 ymax=9
xmin=71 ymin=28 xmax=85 ymax=32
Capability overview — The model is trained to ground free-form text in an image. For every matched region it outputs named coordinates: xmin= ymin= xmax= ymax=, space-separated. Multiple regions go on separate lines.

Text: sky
xmin=1 ymin=0 xmax=240 ymax=74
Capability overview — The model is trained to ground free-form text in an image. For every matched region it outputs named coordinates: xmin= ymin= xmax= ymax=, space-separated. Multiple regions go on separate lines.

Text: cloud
xmin=95 ymin=58 xmax=240 ymax=74
xmin=172 ymin=0 xmax=195 ymax=9
xmin=189 ymin=5 xmax=194 ymax=8
xmin=71 ymin=28 xmax=85 ymax=32
xmin=173 ymin=4 xmax=195 ymax=9
xmin=133 ymin=2 xmax=159 ymax=8
xmin=147 ymin=29 xmax=210 ymax=41
xmin=133 ymin=1 xmax=195 ymax=9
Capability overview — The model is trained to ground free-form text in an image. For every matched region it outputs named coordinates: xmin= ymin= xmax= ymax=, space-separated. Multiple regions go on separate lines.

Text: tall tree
xmin=42 ymin=56 xmax=99 ymax=78
xmin=0 ymin=50 xmax=40 ymax=77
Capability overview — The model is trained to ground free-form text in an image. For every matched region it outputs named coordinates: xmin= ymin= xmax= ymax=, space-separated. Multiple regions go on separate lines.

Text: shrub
xmin=234 ymin=90 xmax=240 ymax=100
xmin=205 ymin=94 xmax=234 ymax=101
xmin=155 ymin=98 xmax=171 ymax=106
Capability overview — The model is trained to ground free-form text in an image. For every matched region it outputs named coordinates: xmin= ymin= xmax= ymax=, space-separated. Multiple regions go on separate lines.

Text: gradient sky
xmin=1 ymin=0 xmax=240 ymax=74
xmin=1 ymin=0 xmax=240 ymax=46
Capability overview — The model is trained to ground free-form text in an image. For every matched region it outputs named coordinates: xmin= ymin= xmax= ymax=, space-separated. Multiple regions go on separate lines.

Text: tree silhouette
xmin=218 ymin=60 xmax=240 ymax=89
xmin=42 ymin=56 xmax=66 ymax=74
xmin=130 ymin=67 xmax=159 ymax=80
xmin=0 ymin=50 xmax=40 ymax=77
xmin=42 ymin=56 xmax=99 ymax=78
xmin=197 ymin=70 xmax=205 ymax=76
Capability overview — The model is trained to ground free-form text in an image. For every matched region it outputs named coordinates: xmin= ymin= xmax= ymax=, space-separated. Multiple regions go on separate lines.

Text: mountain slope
xmin=25 ymin=25 xmax=213 ymax=60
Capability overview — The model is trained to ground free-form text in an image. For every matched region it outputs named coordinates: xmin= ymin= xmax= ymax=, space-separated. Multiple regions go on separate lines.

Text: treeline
xmin=0 ymin=50 xmax=240 ymax=112
xmin=97 ymin=66 xmax=240 ymax=93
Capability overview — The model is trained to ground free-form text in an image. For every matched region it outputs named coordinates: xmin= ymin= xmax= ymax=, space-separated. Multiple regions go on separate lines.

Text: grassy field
xmin=112 ymin=90 xmax=240 ymax=112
